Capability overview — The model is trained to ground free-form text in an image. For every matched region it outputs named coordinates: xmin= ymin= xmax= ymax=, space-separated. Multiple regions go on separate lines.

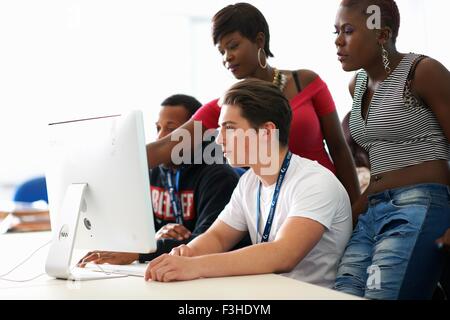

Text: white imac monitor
xmin=45 ymin=110 xmax=156 ymax=280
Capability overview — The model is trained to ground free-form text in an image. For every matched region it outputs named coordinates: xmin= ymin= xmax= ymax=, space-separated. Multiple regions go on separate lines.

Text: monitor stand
xmin=45 ymin=183 xmax=126 ymax=281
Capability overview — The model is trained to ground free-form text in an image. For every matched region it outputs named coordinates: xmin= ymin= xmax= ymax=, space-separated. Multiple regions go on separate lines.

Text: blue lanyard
xmin=256 ymin=151 xmax=292 ymax=243
xmin=160 ymin=167 xmax=183 ymax=225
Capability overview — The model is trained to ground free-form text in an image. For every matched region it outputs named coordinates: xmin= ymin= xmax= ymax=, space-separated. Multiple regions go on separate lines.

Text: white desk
xmin=0 ymin=232 xmax=360 ymax=300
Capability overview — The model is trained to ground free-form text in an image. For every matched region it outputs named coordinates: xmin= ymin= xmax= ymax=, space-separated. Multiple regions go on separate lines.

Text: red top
xmin=192 ymin=76 xmax=336 ymax=173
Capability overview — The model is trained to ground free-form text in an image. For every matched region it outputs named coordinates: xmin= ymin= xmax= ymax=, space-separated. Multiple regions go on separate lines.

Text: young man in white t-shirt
xmin=146 ymin=79 xmax=352 ymax=288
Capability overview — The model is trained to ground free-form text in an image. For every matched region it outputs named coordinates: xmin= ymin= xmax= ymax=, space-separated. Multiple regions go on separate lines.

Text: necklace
xmin=272 ymin=68 xmax=287 ymax=92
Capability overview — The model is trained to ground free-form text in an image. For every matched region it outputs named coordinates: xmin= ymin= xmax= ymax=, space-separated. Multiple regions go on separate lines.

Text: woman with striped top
xmin=333 ymin=0 xmax=450 ymax=299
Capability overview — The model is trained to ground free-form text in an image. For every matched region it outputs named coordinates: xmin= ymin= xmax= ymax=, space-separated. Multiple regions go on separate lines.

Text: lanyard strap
xmin=256 ymin=151 xmax=292 ymax=243
xmin=160 ymin=167 xmax=183 ymax=225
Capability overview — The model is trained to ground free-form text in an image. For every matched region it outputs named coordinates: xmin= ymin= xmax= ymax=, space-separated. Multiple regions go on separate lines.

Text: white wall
xmin=0 ymin=0 xmax=448 ymax=197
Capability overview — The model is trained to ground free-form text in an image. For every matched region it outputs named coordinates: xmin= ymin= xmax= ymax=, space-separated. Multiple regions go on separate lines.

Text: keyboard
xmin=83 ymin=262 xmax=148 ymax=277
xmin=68 ymin=267 xmax=128 ymax=281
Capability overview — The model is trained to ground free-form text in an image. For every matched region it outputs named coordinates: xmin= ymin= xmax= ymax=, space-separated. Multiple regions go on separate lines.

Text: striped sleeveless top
xmin=349 ymin=53 xmax=450 ymax=176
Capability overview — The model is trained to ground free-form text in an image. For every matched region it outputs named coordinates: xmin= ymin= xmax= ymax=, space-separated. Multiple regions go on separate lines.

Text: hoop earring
xmin=381 ymin=44 xmax=391 ymax=74
xmin=258 ymin=48 xmax=267 ymax=69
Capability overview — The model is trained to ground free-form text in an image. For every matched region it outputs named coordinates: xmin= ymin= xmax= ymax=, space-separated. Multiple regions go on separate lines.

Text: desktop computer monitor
xmin=45 ymin=110 xmax=156 ymax=280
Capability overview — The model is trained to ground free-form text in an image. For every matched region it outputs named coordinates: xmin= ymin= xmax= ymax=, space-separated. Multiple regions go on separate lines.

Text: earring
xmin=381 ymin=44 xmax=391 ymax=74
xmin=257 ymin=48 xmax=267 ymax=69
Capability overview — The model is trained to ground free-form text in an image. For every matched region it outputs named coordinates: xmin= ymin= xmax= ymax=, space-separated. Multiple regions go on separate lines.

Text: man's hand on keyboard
xmin=156 ymin=223 xmax=191 ymax=241
xmin=77 ymin=251 xmax=139 ymax=267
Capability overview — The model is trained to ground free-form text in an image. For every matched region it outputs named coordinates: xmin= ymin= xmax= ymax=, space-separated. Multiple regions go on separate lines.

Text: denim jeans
xmin=334 ymin=183 xmax=450 ymax=300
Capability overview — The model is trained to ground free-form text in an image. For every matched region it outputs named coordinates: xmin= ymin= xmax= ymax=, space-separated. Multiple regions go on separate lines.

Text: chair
xmin=13 ymin=176 xmax=48 ymax=203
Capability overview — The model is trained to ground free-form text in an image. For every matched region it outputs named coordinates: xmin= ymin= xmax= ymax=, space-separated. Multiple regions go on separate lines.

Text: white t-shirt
xmin=218 ymin=155 xmax=352 ymax=288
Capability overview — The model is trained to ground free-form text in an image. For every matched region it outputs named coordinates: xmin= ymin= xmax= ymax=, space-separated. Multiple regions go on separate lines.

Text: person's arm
xmin=345 ymin=74 xmax=370 ymax=225
xmin=305 ymin=70 xmax=359 ymax=204
xmin=145 ymin=217 xmax=324 ymax=282
xmin=412 ymin=58 xmax=450 ymax=248
xmin=181 ymin=219 xmax=248 ymax=256
xmin=412 ymin=57 xmax=450 ymax=142
xmin=351 ymin=187 xmax=369 ymax=226
xmin=78 ymin=251 xmax=139 ymax=266
xmin=190 ymin=166 xmax=239 ymax=238
xmin=320 ymin=111 xmax=360 ymax=205
xmin=138 ymin=166 xmax=239 ymax=262
xmin=146 ymin=119 xmax=199 ymax=168
xmin=146 ymin=99 xmax=221 ymax=169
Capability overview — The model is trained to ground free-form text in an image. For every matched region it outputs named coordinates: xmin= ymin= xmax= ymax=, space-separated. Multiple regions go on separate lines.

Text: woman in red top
xmin=146 ymin=3 xmax=360 ymax=205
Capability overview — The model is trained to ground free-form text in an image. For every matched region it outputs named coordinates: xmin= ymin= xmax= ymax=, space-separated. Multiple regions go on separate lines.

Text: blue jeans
xmin=334 ymin=183 xmax=450 ymax=300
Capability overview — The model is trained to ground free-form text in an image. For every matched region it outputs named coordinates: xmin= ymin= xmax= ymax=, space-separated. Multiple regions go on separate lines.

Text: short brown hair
xmin=220 ymin=79 xmax=291 ymax=146
xmin=212 ymin=3 xmax=274 ymax=57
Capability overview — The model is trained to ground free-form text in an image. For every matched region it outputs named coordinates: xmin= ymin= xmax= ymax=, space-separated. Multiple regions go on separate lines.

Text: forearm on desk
xmin=193 ymin=241 xmax=294 ymax=278
xmin=139 ymin=238 xmax=190 ymax=262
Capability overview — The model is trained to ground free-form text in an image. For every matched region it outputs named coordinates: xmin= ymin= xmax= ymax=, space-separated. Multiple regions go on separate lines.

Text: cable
xmin=0 ymin=240 xmax=51 ymax=282
xmin=1 ymin=240 xmax=116 ymax=282
xmin=0 ymin=273 xmax=47 ymax=283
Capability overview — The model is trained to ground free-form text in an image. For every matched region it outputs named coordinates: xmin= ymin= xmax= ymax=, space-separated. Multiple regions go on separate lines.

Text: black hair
xmin=341 ymin=0 xmax=400 ymax=43
xmin=212 ymin=2 xmax=274 ymax=57
xmin=160 ymin=94 xmax=202 ymax=118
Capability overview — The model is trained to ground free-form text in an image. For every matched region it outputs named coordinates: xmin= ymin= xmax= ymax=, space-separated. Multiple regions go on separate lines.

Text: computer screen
xmin=44 ymin=110 xmax=156 ymax=280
